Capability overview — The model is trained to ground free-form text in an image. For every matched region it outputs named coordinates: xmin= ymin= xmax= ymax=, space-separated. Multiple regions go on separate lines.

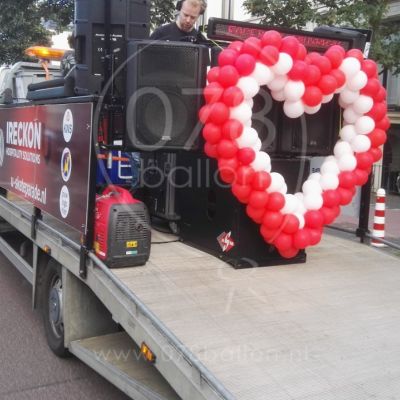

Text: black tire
xmin=42 ymin=260 xmax=70 ymax=357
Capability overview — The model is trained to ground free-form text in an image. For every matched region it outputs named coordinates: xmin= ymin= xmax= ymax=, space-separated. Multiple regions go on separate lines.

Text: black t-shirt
xmin=149 ymin=22 xmax=207 ymax=43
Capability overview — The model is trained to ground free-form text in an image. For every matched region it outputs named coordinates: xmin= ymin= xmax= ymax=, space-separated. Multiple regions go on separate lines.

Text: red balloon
xmin=296 ymin=44 xmax=307 ymax=60
xmin=320 ymin=206 xmax=336 ymax=224
xmin=337 ymin=187 xmax=353 ymax=206
xmin=288 ymin=61 xmax=308 ymax=81
xmin=312 ymin=55 xmax=332 ymax=75
xmin=329 ymin=45 xmax=346 ymax=57
xmin=278 ymin=247 xmax=299 ymax=259
xmin=199 ymin=105 xmax=211 ymax=123
xmin=360 ymin=78 xmax=380 ymax=98
xmin=204 ymin=142 xmax=218 ymax=158
xmin=218 ymin=65 xmax=240 ymax=87
xmin=293 ymin=229 xmax=310 ymax=249
xmin=235 ymin=54 xmax=256 ymax=76
xmin=218 ymin=158 xmax=239 ymax=183
xmin=374 ymin=87 xmax=387 ymax=102
xmin=220 ymin=170 xmax=235 ymax=184
xmin=237 ymin=148 xmax=256 ymax=165
xmin=330 ymin=69 xmax=346 ymax=88
xmin=375 ymin=116 xmax=390 ymax=131
xmin=222 ymin=119 xmax=243 ymax=140
xmin=217 ymin=139 xmax=238 ymax=159
xmin=346 ymin=49 xmax=364 ymax=63
xmin=249 ymin=190 xmax=269 ymax=209
xmin=304 ymin=210 xmax=324 ymax=229
xmin=208 ymin=102 xmax=230 ymax=125
xmin=302 ymin=86 xmax=323 ymax=107
xmin=368 ymin=129 xmax=387 ymax=148
xmin=252 ymin=171 xmax=271 ymax=191
xmin=232 ymin=183 xmax=251 ymax=203
xmin=305 ymin=52 xmax=321 ymax=64
xmin=274 ymin=233 xmax=293 ymax=252
xmin=218 ymin=49 xmax=238 ymax=66
xmin=203 ymin=82 xmax=224 ymax=104
xmin=207 ymin=67 xmax=220 ymax=83
xmin=367 ymin=102 xmax=387 ymax=122
xmin=353 ymin=168 xmax=369 ymax=186
xmin=323 ymin=190 xmax=341 ymax=208
xmin=242 ymin=37 xmax=261 ymax=57
xmin=369 ymin=147 xmax=382 ymax=162
xmin=318 ymin=74 xmax=337 ymax=95
xmin=362 ymin=59 xmax=378 ymax=78
xmin=303 ymin=65 xmax=322 ymax=85
xmin=266 ymin=192 xmax=285 ymax=211
xmin=308 ymin=228 xmax=322 ymax=245
xmin=280 ymin=36 xmax=300 ymax=58
xmin=261 ymin=30 xmax=282 ymax=48
xmin=236 ymin=165 xmax=255 ymax=185
xmin=228 ymin=41 xmax=243 ymax=53
xmin=259 ymin=45 xmax=280 ymax=66
xmin=202 ymin=123 xmax=222 ymax=144
xmin=324 ymin=48 xmax=344 ymax=69
xmin=339 ymin=171 xmax=356 ymax=189
xmin=246 ymin=204 xmax=266 ymax=223
xmin=356 ymin=151 xmax=374 ymax=170
xmin=281 ymin=214 xmax=300 ymax=234
xmin=260 ymin=225 xmax=279 ymax=243
xmin=262 ymin=211 xmax=283 ymax=229
xmin=222 ymin=86 xmax=244 ymax=107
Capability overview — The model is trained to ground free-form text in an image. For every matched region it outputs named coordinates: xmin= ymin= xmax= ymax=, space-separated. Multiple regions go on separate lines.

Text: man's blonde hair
xmin=182 ymin=0 xmax=207 ymax=14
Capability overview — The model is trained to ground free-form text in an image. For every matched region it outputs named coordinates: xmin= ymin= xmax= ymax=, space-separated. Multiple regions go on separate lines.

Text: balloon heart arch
xmin=199 ymin=32 xmax=389 ymax=259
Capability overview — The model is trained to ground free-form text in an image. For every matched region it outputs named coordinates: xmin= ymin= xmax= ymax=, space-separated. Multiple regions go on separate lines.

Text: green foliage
xmin=243 ymin=0 xmax=400 ymax=73
xmin=0 ymin=0 xmax=51 ymax=65
xmin=150 ymin=0 xmax=176 ymax=30
xmin=36 ymin=0 xmax=74 ymax=31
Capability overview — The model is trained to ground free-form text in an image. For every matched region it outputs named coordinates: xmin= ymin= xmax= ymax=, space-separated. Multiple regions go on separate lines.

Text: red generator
xmin=94 ymin=186 xmax=151 ymax=267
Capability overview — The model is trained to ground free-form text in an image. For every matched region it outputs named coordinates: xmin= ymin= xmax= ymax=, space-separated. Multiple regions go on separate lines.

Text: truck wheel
xmin=42 ymin=260 xmax=70 ymax=357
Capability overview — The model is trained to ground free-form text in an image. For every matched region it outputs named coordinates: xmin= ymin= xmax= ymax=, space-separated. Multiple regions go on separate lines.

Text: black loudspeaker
xmin=74 ymin=0 xmax=150 ymax=95
xmin=175 ymin=153 xmax=309 ymax=268
xmin=125 ymin=41 xmax=208 ymax=151
xmin=279 ymin=99 xmax=341 ymax=156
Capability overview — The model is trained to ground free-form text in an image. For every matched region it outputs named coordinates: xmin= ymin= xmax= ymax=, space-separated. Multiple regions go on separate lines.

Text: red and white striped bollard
xmin=371 ymin=188 xmax=386 ymax=248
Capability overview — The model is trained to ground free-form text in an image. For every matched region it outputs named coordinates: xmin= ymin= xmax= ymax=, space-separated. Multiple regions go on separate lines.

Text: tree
xmin=0 ymin=0 xmax=51 ymax=65
xmin=150 ymin=0 xmax=176 ymax=30
xmin=243 ymin=0 xmax=400 ymax=74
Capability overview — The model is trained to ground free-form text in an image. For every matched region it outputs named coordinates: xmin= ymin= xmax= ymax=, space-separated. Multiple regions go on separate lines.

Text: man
xmin=150 ymin=0 xmax=207 ymax=43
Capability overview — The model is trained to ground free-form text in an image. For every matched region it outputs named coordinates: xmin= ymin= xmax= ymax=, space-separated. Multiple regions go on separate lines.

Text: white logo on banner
xmin=0 ymin=129 xmax=4 ymax=167
xmin=59 ymin=185 xmax=70 ymax=218
xmin=61 ymin=148 xmax=72 ymax=182
xmin=62 ymin=109 xmax=73 ymax=143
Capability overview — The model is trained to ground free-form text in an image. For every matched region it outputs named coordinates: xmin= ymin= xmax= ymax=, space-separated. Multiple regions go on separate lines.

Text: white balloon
xmin=267 ymin=172 xmax=285 ymax=192
xmin=319 ymin=173 xmax=339 ymax=190
xmin=309 ymin=172 xmax=321 ymax=182
xmin=334 ymin=141 xmax=353 ymax=158
xmin=304 ymin=103 xmax=321 ymax=115
xmin=339 ymin=57 xmax=361 ymax=79
xmin=355 ymin=116 xmax=375 ymax=135
xmin=303 ymin=193 xmax=324 ymax=210
xmin=302 ymin=179 xmax=323 ymax=195
xmin=277 ymin=183 xmax=288 ymax=195
xmin=230 ymin=102 xmax=252 ymax=123
xmin=343 ymin=107 xmax=361 ymax=124
xmin=322 ymin=94 xmax=334 ymax=104
xmin=351 ymin=135 xmax=371 ymax=153
xmin=294 ymin=192 xmax=304 ymax=201
xmin=236 ymin=126 xmax=258 ymax=148
xmin=347 ymin=71 xmax=368 ymax=91
xmin=271 ymin=90 xmax=285 ymax=102
xmin=271 ymin=53 xmax=293 ymax=75
xmin=237 ymin=77 xmax=260 ymax=99
xmin=246 ymin=98 xmax=254 ymax=109
xmin=283 ymin=100 xmax=305 ymax=119
xmin=251 ymin=62 xmax=275 ymax=86
xmin=321 ymin=159 xmax=340 ymax=175
xmin=340 ymin=124 xmax=357 ymax=142
xmin=295 ymin=213 xmax=305 ymax=229
xmin=335 ymin=83 xmax=346 ymax=94
xmin=338 ymin=96 xmax=351 ymax=109
xmin=243 ymin=119 xmax=253 ymax=127
xmin=281 ymin=194 xmax=300 ymax=214
xmin=251 ymin=138 xmax=262 ymax=152
xmin=250 ymin=151 xmax=271 ymax=172
xmin=340 ymin=89 xmax=360 ymax=104
xmin=283 ymin=80 xmax=305 ymax=102
xmin=352 ymin=95 xmax=373 ymax=114
xmin=338 ymin=154 xmax=357 ymax=171
xmin=268 ymin=75 xmax=288 ymax=92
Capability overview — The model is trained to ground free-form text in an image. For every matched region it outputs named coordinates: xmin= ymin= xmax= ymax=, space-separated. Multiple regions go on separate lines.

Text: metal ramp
xmin=70 ymin=332 xmax=181 ymax=400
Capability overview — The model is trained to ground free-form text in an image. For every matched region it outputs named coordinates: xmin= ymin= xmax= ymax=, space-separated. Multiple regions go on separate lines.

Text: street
xmin=0 ymin=253 xmax=130 ymax=400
